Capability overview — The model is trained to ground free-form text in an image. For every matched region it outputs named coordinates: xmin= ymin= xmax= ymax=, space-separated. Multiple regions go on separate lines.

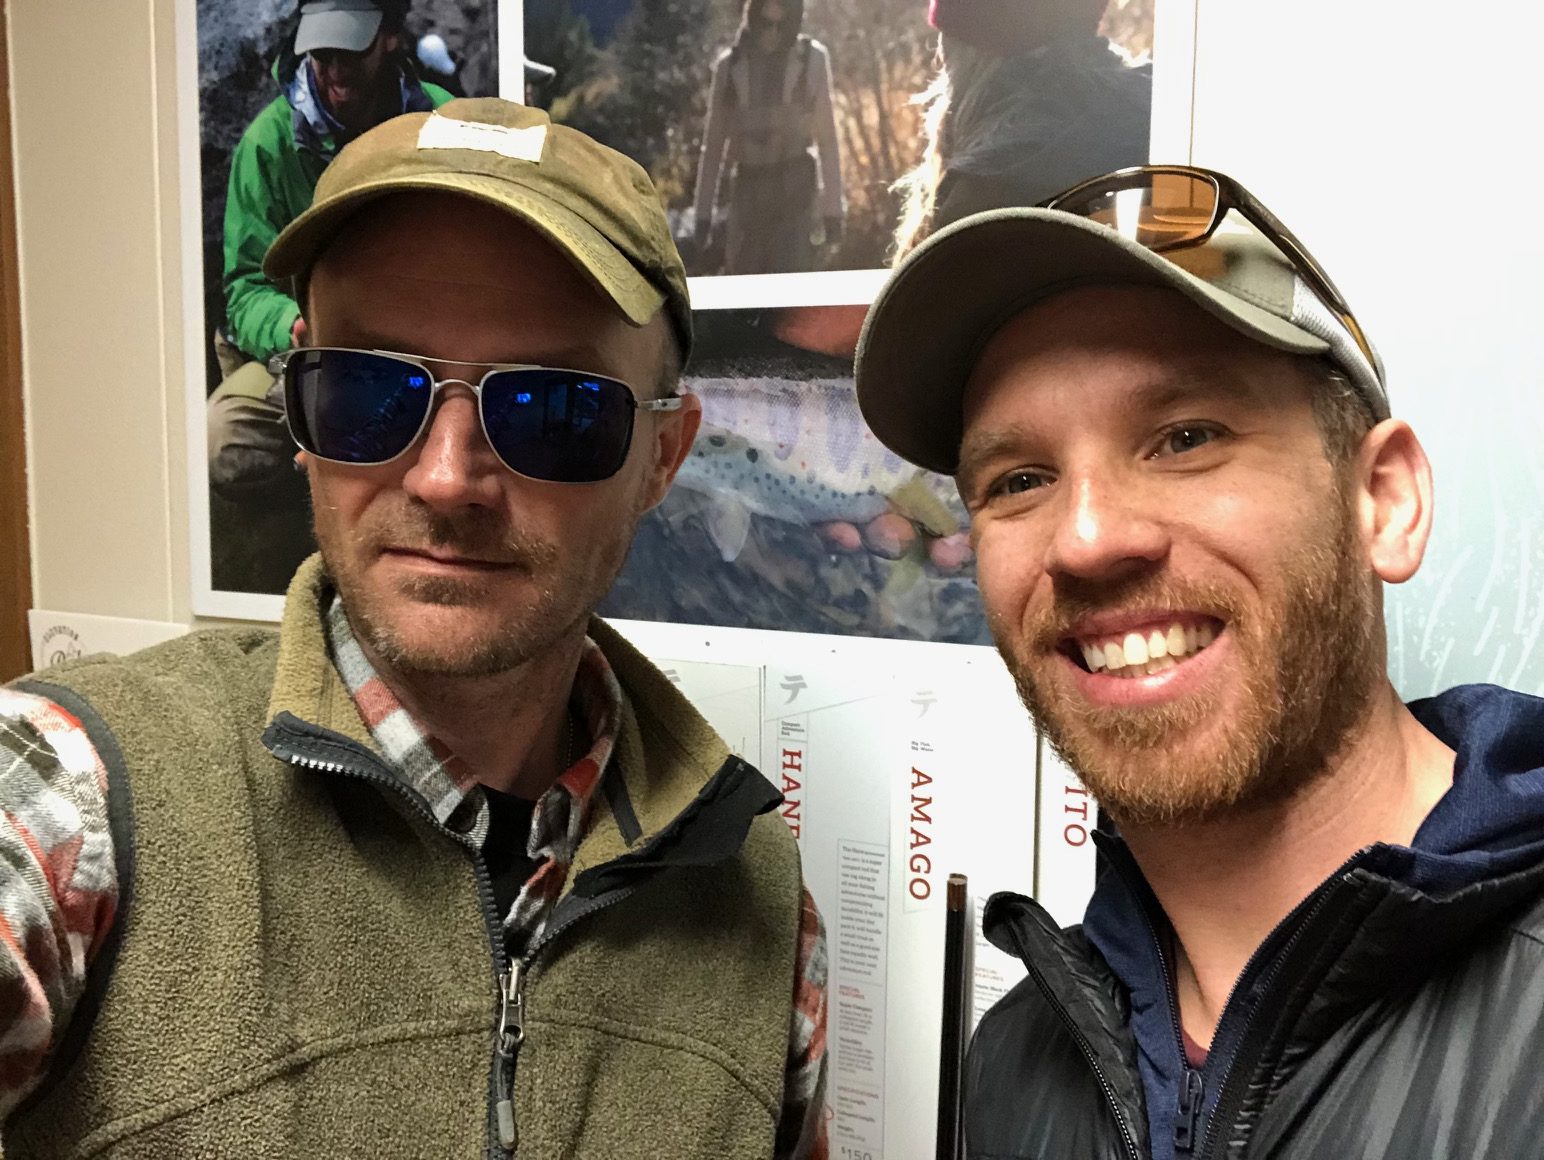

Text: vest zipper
xmin=267 ymin=718 xmax=683 ymax=1158
xmin=494 ymin=960 xmax=525 ymax=1150
xmin=1003 ymin=922 xmax=1142 ymax=1160
xmin=488 ymin=882 xmax=643 ymax=1155
xmin=263 ymin=727 xmax=513 ymax=1160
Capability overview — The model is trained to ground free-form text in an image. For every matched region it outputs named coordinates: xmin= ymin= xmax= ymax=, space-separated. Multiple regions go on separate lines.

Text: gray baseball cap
xmin=295 ymin=0 xmax=387 ymax=56
xmin=855 ymin=205 xmax=1388 ymax=476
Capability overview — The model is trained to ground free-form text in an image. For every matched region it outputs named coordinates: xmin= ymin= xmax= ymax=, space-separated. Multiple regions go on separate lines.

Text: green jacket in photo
xmin=222 ymin=55 xmax=452 ymax=363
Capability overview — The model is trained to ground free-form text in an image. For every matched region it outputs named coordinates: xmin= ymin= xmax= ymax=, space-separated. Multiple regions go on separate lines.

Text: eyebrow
xmin=956 ymin=424 xmax=1041 ymax=489
xmin=1137 ymin=369 xmax=1270 ymax=413
xmin=318 ymin=329 xmax=614 ymax=373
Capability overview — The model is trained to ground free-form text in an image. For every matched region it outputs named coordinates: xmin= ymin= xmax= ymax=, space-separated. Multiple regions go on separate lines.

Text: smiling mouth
xmin=1062 ymin=617 xmax=1224 ymax=678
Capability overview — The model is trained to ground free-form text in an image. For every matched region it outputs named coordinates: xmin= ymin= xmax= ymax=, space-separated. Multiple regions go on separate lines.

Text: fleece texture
xmin=7 ymin=556 xmax=802 ymax=1158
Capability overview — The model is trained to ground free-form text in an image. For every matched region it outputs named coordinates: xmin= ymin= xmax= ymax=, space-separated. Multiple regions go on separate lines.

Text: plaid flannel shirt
xmin=0 ymin=607 xmax=828 ymax=1156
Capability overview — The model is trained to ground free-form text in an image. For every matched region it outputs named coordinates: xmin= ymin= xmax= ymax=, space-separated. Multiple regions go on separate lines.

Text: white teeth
xmin=1076 ymin=619 xmax=1221 ymax=675
xmin=1122 ymin=632 xmax=1148 ymax=667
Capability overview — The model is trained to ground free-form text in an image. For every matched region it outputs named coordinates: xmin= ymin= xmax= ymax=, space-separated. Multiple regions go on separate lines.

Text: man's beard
xmin=316 ymin=500 xmax=613 ymax=680
xmin=996 ymin=486 xmax=1383 ymax=827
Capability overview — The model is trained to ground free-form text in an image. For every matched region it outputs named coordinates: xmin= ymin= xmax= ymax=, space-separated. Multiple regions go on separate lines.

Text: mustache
xmin=1028 ymin=574 xmax=1242 ymax=652
xmin=353 ymin=504 xmax=556 ymax=568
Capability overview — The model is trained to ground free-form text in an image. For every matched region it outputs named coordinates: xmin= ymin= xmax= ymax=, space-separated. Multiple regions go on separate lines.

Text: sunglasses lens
xmin=284 ymin=349 xmax=431 ymax=464
xmin=1056 ymin=172 xmax=1219 ymax=251
xmin=481 ymin=370 xmax=637 ymax=483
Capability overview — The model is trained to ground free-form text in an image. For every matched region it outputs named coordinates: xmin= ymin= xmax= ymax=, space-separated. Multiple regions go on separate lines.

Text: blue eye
xmin=515 ymin=392 xmax=532 ymax=404
xmin=407 ymin=376 xmax=428 ymax=388
xmin=1163 ymin=426 xmax=1218 ymax=455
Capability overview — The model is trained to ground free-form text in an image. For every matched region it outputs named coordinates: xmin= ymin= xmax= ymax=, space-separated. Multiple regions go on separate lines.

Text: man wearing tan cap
xmin=857 ymin=167 xmax=1544 ymax=1158
xmin=0 ymin=99 xmax=825 ymax=1157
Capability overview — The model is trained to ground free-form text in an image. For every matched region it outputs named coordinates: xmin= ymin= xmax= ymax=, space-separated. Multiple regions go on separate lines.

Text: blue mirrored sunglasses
xmin=270 ymin=347 xmax=683 ymax=484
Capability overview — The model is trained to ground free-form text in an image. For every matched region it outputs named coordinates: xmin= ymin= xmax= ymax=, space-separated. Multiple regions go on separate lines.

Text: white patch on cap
xmin=417 ymin=116 xmax=548 ymax=162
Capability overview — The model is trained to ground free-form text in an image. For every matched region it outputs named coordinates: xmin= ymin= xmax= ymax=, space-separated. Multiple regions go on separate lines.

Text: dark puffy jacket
xmin=966 ymin=686 xmax=1544 ymax=1159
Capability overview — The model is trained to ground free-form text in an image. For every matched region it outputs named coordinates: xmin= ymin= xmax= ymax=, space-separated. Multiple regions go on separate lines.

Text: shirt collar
xmin=322 ymin=591 xmax=623 ymax=857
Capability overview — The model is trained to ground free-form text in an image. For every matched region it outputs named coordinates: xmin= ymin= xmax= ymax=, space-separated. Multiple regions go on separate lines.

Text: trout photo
xmin=600 ymin=304 xmax=991 ymax=643
xmin=527 ymin=0 xmax=1155 ymax=279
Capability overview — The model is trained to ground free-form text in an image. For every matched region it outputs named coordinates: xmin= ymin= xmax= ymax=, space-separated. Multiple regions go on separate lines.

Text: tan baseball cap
xmin=855 ymin=205 xmax=1387 ymax=475
xmin=266 ymin=98 xmax=693 ymax=357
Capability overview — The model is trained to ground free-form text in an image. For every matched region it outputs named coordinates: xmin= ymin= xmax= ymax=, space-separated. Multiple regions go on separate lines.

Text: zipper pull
xmin=1173 ymin=1066 xmax=1204 ymax=1153
xmin=495 ymin=962 xmax=527 ymax=1152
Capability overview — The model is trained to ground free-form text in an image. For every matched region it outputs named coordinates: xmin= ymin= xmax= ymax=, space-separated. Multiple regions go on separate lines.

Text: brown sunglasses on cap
xmin=1040 ymin=165 xmax=1378 ymax=381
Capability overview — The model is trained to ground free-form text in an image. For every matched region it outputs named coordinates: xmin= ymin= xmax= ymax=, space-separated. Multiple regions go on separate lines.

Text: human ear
xmin=640 ymin=393 xmax=703 ymax=513
xmin=1355 ymin=419 xmax=1433 ymax=584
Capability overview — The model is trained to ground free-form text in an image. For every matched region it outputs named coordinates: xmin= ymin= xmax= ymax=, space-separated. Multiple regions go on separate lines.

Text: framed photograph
xmin=182 ymin=0 xmax=1193 ymax=621
xmin=527 ymin=0 xmax=1174 ymax=308
xmin=180 ymin=0 xmax=505 ymax=619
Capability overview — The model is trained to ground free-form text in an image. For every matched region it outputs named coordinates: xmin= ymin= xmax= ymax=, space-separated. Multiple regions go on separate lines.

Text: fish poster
xmin=600 ymin=305 xmax=989 ymax=643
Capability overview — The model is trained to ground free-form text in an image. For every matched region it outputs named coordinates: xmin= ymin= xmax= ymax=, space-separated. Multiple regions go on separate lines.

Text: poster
xmin=525 ymin=0 xmax=1156 ymax=283
xmin=180 ymin=0 xmax=505 ymax=618
xmin=628 ymin=622 xmax=1046 ymax=1158
xmin=598 ymin=304 xmax=989 ymax=644
xmin=183 ymin=0 xmax=1177 ymax=620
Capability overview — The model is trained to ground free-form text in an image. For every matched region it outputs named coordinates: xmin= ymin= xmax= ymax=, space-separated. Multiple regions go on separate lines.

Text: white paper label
xmin=417 ymin=116 xmax=547 ymax=162
xmin=27 ymin=610 xmax=188 ymax=670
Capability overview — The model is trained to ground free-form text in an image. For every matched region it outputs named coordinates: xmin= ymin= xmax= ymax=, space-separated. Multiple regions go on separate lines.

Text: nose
xmin=398 ymin=386 xmax=506 ymax=511
xmin=1042 ymin=472 xmax=1170 ymax=584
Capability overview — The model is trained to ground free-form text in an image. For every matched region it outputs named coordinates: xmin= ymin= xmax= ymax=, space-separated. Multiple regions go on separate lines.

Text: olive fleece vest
xmin=6 ymin=560 xmax=803 ymax=1158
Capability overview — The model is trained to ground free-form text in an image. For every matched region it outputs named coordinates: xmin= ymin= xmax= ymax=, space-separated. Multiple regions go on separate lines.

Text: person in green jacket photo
xmin=207 ymin=0 xmax=454 ymax=595
xmin=209 ymin=0 xmax=453 ymax=508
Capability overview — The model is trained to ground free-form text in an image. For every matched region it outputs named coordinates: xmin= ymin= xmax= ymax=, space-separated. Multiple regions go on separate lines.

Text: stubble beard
xmin=316 ymin=500 xmax=639 ymax=680
xmin=998 ymin=487 xmax=1384 ymax=828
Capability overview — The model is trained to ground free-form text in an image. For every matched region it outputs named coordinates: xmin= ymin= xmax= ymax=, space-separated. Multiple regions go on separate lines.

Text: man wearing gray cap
xmin=0 ymin=99 xmax=825 ymax=1157
xmin=206 ymin=0 xmax=454 ymax=583
xmin=221 ymin=0 xmax=452 ymax=369
xmin=857 ymin=166 xmax=1544 ymax=1158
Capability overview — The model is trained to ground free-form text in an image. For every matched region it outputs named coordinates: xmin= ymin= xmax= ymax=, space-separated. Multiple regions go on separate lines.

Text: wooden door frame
xmin=0 ymin=0 xmax=33 ymax=680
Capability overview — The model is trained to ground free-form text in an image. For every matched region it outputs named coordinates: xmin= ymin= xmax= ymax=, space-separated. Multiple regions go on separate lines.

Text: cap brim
xmin=855 ymin=208 xmax=1332 ymax=475
xmin=264 ymin=174 xmax=668 ymax=330
xmin=295 ymin=9 xmax=384 ymax=55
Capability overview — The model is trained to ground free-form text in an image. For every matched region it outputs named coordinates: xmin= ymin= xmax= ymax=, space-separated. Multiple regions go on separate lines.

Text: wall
xmin=10 ymin=0 xmax=1544 ymax=693
xmin=1188 ymin=0 xmax=1544 ymax=696
xmin=10 ymin=0 xmax=188 ymax=629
